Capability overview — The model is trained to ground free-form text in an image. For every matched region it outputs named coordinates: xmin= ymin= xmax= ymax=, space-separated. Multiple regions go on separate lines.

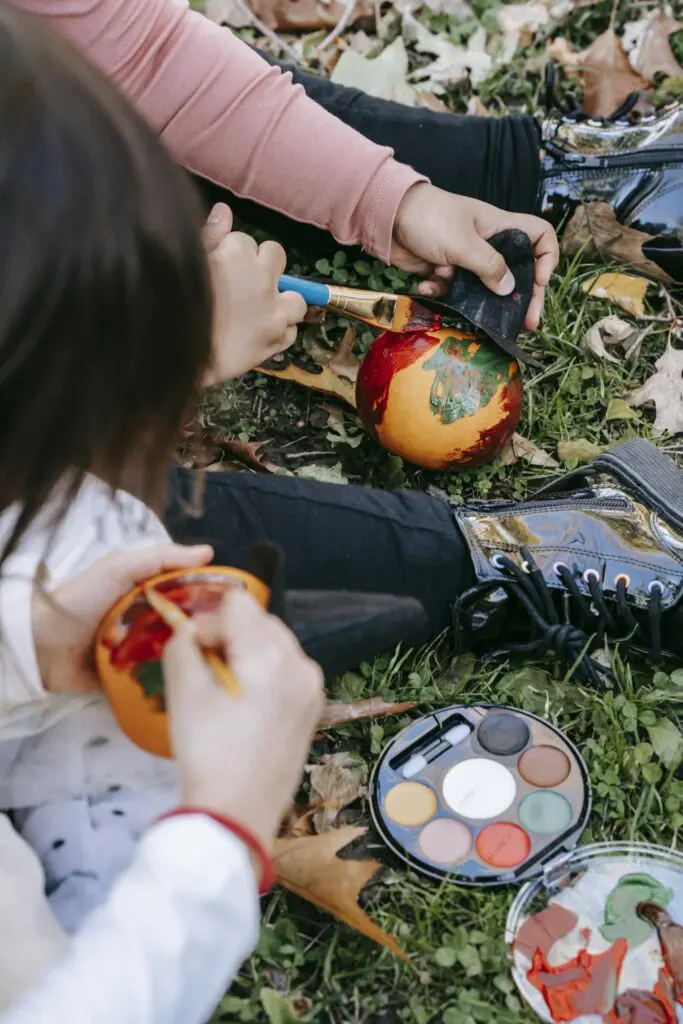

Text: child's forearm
xmin=1 ymin=815 xmax=259 ymax=1024
xmin=16 ymin=0 xmax=426 ymax=262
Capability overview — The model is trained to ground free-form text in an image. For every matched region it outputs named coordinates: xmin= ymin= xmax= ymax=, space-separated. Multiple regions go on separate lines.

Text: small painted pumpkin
xmin=95 ymin=566 xmax=270 ymax=758
xmin=356 ymin=327 xmax=523 ymax=471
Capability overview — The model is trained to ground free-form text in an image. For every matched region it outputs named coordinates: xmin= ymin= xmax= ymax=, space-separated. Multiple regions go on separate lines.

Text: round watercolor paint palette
xmin=506 ymin=842 xmax=683 ymax=1023
xmin=370 ymin=704 xmax=591 ymax=886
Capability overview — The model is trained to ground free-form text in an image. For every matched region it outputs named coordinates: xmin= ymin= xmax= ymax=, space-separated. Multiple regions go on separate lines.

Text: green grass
xmin=201 ymin=4 xmax=683 ymax=1020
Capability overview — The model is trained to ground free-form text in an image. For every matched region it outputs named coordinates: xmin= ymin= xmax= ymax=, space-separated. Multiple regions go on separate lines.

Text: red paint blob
xmin=527 ymin=940 xmax=628 ymax=1023
xmin=105 ymin=580 xmax=230 ymax=669
xmin=355 ymin=330 xmax=434 ymax=434
xmin=476 ymin=822 xmax=531 ymax=868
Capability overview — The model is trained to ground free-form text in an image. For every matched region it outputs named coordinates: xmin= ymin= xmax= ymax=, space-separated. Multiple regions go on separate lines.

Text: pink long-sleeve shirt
xmin=15 ymin=0 xmax=426 ymax=261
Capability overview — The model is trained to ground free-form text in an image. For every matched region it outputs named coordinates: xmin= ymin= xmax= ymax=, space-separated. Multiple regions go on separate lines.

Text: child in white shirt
xmin=0 ymin=3 xmax=321 ymax=1018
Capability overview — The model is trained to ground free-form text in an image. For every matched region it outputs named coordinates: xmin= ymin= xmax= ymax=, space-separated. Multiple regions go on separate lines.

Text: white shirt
xmin=0 ymin=475 xmax=169 ymax=742
xmin=1 ymin=815 xmax=260 ymax=1024
xmin=0 ymin=478 xmax=261 ymax=1022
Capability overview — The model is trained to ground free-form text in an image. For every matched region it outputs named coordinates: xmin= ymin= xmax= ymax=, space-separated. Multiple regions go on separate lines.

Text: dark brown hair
xmin=0 ymin=3 xmax=212 ymax=565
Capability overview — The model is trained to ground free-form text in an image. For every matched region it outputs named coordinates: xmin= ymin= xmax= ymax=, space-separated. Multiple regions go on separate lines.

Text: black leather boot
xmin=540 ymin=68 xmax=683 ymax=281
xmin=452 ymin=439 xmax=683 ymax=686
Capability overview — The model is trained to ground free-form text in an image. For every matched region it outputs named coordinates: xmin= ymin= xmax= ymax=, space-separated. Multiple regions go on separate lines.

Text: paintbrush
xmin=278 ymin=274 xmax=472 ymax=334
xmin=143 ymin=584 xmax=242 ymax=699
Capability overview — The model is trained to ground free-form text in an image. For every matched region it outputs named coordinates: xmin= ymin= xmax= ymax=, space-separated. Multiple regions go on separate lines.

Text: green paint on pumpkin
xmin=133 ymin=659 xmax=166 ymax=700
xmin=422 ymin=336 xmax=510 ymax=426
xmin=600 ymin=873 xmax=674 ymax=949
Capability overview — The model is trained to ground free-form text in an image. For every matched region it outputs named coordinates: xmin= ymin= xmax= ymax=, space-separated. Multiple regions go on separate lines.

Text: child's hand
xmin=163 ymin=589 xmax=324 ymax=850
xmin=32 ymin=543 xmax=214 ymax=695
xmin=391 ymin=184 xmax=559 ymax=331
xmin=202 ymin=204 xmax=307 ymax=383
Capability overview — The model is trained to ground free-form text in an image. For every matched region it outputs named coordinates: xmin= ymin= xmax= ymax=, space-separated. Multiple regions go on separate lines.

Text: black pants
xmin=195 ymin=54 xmax=542 ymax=255
xmin=168 ymin=62 xmax=540 ymax=667
xmin=165 ymin=468 xmax=473 ymax=656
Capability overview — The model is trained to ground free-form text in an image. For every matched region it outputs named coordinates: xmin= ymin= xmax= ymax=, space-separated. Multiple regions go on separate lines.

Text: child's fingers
xmin=278 ymin=290 xmax=307 ymax=325
xmin=258 ymin=239 xmax=288 ymax=279
xmin=163 ymin=620 xmax=216 ymax=713
xmin=203 ymin=204 xmax=233 ymax=253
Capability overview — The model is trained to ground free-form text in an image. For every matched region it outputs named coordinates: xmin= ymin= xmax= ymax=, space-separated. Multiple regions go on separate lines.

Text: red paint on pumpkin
xmin=355 ymin=330 xmax=435 ymax=435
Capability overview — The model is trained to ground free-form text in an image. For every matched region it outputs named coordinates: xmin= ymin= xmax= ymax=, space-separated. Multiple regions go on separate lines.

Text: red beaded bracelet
xmin=157 ymin=807 xmax=276 ymax=895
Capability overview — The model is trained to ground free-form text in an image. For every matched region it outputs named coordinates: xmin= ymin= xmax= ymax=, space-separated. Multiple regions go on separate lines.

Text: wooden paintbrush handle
xmin=144 ymin=585 xmax=242 ymax=699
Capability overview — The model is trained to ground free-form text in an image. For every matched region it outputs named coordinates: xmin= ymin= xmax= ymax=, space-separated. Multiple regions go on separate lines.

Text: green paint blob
xmin=600 ymin=873 xmax=674 ymax=949
xmin=133 ymin=659 xmax=165 ymax=699
xmin=422 ymin=336 xmax=508 ymax=426
xmin=518 ymin=791 xmax=572 ymax=835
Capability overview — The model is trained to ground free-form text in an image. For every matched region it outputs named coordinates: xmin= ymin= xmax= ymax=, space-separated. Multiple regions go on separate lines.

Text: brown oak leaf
xmin=318 ymin=697 xmax=417 ymax=730
xmin=578 ymin=27 xmax=648 ymax=118
xmin=562 ymin=202 xmax=674 ymax=284
xmin=273 ymin=825 xmax=407 ymax=959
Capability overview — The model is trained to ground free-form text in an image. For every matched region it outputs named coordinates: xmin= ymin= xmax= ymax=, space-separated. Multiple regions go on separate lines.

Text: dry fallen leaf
xmin=578 ymin=27 xmax=648 ymax=117
xmin=295 ymin=462 xmax=349 ymax=484
xmin=499 ymin=432 xmax=560 ymax=469
xmin=582 ymin=272 xmax=650 ymax=318
xmin=212 ymin=437 xmax=280 ymax=473
xmin=497 ymin=1 xmax=550 ymax=52
xmin=273 ymin=826 xmax=406 ymax=958
xmin=557 ymin=439 xmax=602 ymax=463
xmin=421 ymin=0 xmax=474 ymax=15
xmin=606 ymin=397 xmax=638 ymax=422
xmin=258 ymin=330 xmax=360 ymax=408
xmin=466 ymin=93 xmax=490 ymax=116
xmin=417 ymin=90 xmax=452 ymax=113
xmin=629 ymin=343 xmax=683 ymax=436
xmin=259 ymin=361 xmax=358 ymax=407
xmin=562 ymin=202 xmax=674 ymax=285
xmin=318 ymin=697 xmax=417 ymax=730
xmin=306 ymin=752 xmax=366 ymax=833
xmin=584 ymin=315 xmax=654 ymax=367
xmin=207 ymin=0 xmax=371 ymax=32
xmin=583 ymin=315 xmax=637 ymax=364
xmin=329 ymin=326 xmax=361 ymax=385
xmin=547 ymin=35 xmax=580 ymax=68
xmin=623 ymin=10 xmax=683 ymax=80
xmin=404 ymin=14 xmax=492 ymax=89
xmin=331 ymin=37 xmax=417 ymax=105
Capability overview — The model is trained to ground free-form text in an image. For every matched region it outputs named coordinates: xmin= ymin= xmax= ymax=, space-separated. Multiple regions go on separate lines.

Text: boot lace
xmin=453 ymin=546 xmax=664 ymax=687
xmin=544 ymin=62 xmax=640 ymax=125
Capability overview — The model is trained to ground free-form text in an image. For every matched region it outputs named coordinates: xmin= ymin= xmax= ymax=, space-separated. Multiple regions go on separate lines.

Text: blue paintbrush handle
xmin=278 ymin=274 xmax=331 ymax=307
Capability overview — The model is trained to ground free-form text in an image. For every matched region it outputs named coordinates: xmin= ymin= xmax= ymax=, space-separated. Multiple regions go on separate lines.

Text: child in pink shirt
xmin=14 ymin=0 xmax=557 ymax=327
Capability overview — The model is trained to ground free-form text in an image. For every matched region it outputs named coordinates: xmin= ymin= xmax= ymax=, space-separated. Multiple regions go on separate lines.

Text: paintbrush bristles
xmin=323 ymin=286 xmax=447 ymax=334
xmin=143 ymin=584 xmax=242 ymax=698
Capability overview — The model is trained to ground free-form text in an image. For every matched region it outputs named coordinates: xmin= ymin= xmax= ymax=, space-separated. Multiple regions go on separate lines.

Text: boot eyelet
xmin=583 ymin=568 xmax=600 ymax=584
xmin=553 ymin=561 xmax=569 ymax=576
xmin=648 ymin=580 xmax=666 ymax=595
xmin=614 ymin=573 xmax=631 ymax=588
xmin=491 ymin=553 xmax=506 ymax=570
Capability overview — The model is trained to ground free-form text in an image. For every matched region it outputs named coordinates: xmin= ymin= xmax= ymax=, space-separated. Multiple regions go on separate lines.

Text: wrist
xmin=180 ymin=785 xmax=277 ymax=853
xmin=158 ymin=806 xmax=276 ymax=894
xmin=392 ymin=181 xmax=431 ymax=248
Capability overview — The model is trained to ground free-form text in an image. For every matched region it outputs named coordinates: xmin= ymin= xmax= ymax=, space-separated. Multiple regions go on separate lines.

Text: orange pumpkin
xmin=356 ymin=327 xmax=523 ymax=471
xmin=95 ymin=566 xmax=270 ymax=758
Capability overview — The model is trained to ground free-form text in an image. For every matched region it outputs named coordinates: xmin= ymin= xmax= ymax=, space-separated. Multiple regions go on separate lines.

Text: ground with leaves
xmin=185 ymin=0 xmax=683 ymax=1020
